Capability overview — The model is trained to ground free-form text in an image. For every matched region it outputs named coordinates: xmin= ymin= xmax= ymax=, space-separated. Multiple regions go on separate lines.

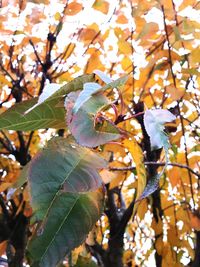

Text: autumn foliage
xmin=0 ymin=1 xmax=199 ymax=267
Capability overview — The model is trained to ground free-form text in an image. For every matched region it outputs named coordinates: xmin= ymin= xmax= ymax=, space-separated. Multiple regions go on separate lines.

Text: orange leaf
xmin=66 ymin=2 xmax=83 ymax=16
xmin=79 ymin=25 xmax=99 ymax=43
xmin=92 ymin=0 xmax=109 ymax=14
xmin=116 ymin=14 xmax=128 ymax=24
xmin=155 ymin=237 xmax=164 ymax=256
xmin=137 ymin=199 xmax=148 ymax=219
xmin=100 ymin=169 xmax=117 ymax=184
xmin=0 ymin=241 xmax=7 ymax=256
xmin=85 ymin=50 xmax=104 ymax=73
xmin=152 ymin=216 xmax=163 ymax=235
xmin=189 ymin=211 xmax=200 ymax=231
xmin=167 ymin=167 xmax=181 ymax=187
xmin=24 ymin=204 xmax=33 ymax=217
xmin=166 ymin=85 xmax=185 ymax=101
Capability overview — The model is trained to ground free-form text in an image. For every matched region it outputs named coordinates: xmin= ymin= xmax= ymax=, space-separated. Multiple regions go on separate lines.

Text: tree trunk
xmin=104 ymin=235 xmax=124 ymax=267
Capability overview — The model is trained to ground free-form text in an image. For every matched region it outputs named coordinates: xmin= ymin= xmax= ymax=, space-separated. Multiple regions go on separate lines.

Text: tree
xmin=0 ymin=0 xmax=199 ymax=266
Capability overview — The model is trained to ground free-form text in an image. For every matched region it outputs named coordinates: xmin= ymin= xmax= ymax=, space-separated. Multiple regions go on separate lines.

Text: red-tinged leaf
xmin=28 ymin=136 xmax=107 ymax=222
xmin=0 ymin=74 xmax=94 ymax=131
xmin=65 ymin=92 xmax=121 ymax=147
xmin=72 ymin=82 xmax=101 ymax=114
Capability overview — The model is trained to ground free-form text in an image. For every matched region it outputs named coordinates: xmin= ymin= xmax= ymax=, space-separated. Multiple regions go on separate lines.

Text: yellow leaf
xmin=136 ymin=22 xmax=159 ymax=41
xmin=123 ymin=250 xmax=134 ymax=264
xmin=0 ymin=182 xmax=11 ymax=192
xmin=85 ymin=50 xmax=104 ymax=73
xmin=123 ymin=139 xmax=146 ymax=201
xmin=170 ymin=130 xmax=182 ymax=147
xmin=92 ymin=0 xmax=109 ymax=14
xmin=63 ymin=43 xmax=76 ymax=60
xmin=109 ymin=172 xmax=126 ymax=189
xmin=137 ymin=199 xmax=148 ymax=219
xmin=103 ymin=143 xmax=127 ymax=158
xmin=71 ymin=245 xmax=84 ymax=265
xmin=0 ymin=74 xmax=12 ymax=87
xmin=118 ymin=40 xmax=132 ymax=54
xmin=121 ymin=56 xmax=132 ymax=71
xmin=54 ymin=12 xmax=61 ymax=21
xmin=86 ymin=226 xmax=97 ymax=246
xmin=179 ymin=0 xmax=197 ymax=11
xmin=190 ymin=48 xmax=200 ymax=65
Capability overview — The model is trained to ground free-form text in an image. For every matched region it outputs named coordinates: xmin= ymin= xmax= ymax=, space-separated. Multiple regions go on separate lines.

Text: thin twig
xmin=110 ymin=162 xmax=200 ymax=179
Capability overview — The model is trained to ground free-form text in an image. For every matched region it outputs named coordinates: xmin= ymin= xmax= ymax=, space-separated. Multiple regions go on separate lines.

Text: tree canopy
xmin=0 ymin=1 xmax=199 ymax=267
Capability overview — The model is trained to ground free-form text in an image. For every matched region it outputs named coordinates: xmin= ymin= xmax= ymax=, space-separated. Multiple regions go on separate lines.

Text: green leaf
xmin=25 ymin=83 xmax=61 ymax=114
xmin=72 ymin=82 xmax=101 ymax=114
xmin=29 ymin=137 xmax=106 ymax=222
xmin=28 ymin=189 xmax=104 ymax=267
xmin=143 ymin=109 xmax=176 ymax=151
xmin=41 ymin=74 xmax=94 ymax=103
xmin=13 ymin=163 xmax=30 ymax=188
xmin=65 ymin=92 xmax=121 ymax=147
xmin=0 ymin=98 xmax=66 ymax=131
xmin=100 ymin=75 xmax=129 ymax=91
xmin=93 ymin=69 xmax=112 ymax=84
xmin=72 ymin=73 xmax=128 ymax=115
xmin=138 ymin=174 xmax=159 ymax=200
xmin=0 ymin=74 xmax=94 ymax=131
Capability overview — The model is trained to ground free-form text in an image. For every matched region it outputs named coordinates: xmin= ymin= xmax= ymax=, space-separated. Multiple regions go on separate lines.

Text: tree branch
xmin=110 ymin=162 xmax=200 ymax=179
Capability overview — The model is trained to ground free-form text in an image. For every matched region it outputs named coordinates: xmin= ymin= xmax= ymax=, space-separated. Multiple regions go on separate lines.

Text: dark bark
xmin=152 ymin=191 xmax=163 ymax=267
xmin=105 ymin=234 xmax=124 ymax=267
xmin=134 ymin=102 xmax=163 ymax=267
xmin=103 ymin=188 xmax=125 ymax=267
xmin=191 ymin=231 xmax=200 ymax=267
xmin=9 ymin=212 xmax=29 ymax=267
